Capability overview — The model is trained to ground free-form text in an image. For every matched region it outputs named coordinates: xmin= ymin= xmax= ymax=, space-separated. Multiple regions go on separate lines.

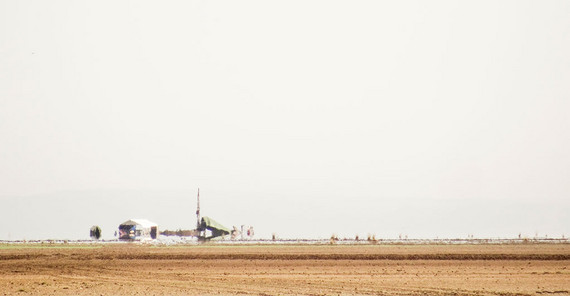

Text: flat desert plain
xmin=0 ymin=243 xmax=568 ymax=295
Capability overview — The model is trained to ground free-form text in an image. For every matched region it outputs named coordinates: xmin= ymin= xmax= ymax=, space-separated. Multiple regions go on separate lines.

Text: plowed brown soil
xmin=0 ymin=243 xmax=568 ymax=295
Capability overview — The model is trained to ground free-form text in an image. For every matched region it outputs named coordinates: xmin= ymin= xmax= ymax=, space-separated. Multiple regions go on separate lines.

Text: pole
xmin=196 ymin=188 xmax=200 ymax=229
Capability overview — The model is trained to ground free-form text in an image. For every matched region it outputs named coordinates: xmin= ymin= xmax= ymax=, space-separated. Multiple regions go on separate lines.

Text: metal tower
xmin=196 ymin=188 xmax=201 ymax=229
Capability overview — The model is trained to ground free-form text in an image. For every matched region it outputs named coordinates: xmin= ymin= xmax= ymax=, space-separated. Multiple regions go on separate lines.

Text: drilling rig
xmin=160 ymin=188 xmax=231 ymax=240
xmin=194 ymin=188 xmax=231 ymax=240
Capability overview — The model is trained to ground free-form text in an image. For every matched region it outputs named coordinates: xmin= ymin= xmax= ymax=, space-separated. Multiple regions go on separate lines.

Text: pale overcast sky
xmin=1 ymin=1 xmax=569 ymax=240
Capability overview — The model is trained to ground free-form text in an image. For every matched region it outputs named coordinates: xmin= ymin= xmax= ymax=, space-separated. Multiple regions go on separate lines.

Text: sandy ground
xmin=0 ymin=243 xmax=568 ymax=295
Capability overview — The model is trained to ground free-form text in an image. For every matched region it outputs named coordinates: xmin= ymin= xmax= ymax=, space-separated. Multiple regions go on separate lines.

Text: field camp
xmin=2 ymin=189 xmax=562 ymax=295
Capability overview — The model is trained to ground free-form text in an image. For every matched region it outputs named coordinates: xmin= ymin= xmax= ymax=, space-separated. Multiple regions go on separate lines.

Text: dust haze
xmin=1 ymin=1 xmax=569 ymax=240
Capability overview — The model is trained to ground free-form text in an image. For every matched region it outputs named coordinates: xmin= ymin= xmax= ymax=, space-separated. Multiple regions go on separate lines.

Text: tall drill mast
xmin=196 ymin=188 xmax=201 ymax=229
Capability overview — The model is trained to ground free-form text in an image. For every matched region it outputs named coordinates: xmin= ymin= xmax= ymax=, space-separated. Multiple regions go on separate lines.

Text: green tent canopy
xmin=198 ymin=216 xmax=231 ymax=238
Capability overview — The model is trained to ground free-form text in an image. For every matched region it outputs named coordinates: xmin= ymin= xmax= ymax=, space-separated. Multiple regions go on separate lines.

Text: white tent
xmin=118 ymin=219 xmax=158 ymax=240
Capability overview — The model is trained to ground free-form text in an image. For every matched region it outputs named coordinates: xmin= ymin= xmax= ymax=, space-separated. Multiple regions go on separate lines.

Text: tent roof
xmin=200 ymin=216 xmax=231 ymax=234
xmin=120 ymin=219 xmax=158 ymax=228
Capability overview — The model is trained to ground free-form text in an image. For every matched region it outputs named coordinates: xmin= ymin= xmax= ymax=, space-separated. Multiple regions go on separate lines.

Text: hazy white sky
xmin=1 ymin=1 xmax=569 ymax=240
